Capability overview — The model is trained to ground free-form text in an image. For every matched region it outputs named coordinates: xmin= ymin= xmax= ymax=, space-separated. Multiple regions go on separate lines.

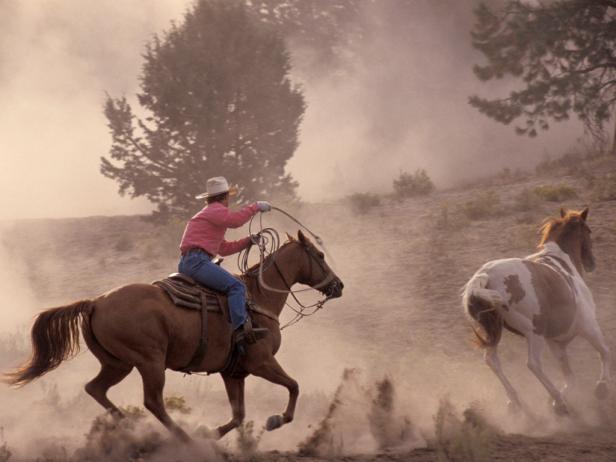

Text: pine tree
xmin=469 ymin=1 xmax=616 ymax=152
xmin=102 ymin=0 xmax=305 ymax=219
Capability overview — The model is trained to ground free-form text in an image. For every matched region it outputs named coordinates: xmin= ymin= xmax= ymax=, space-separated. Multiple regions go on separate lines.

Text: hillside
xmin=1 ymin=151 xmax=616 ymax=461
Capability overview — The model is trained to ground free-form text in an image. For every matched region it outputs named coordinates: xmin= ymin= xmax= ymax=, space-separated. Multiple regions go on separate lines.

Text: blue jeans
xmin=178 ymin=250 xmax=247 ymax=329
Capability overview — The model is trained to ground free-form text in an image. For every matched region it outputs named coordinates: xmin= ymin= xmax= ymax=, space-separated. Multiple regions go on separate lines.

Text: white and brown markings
xmin=462 ymin=208 xmax=611 ymax=415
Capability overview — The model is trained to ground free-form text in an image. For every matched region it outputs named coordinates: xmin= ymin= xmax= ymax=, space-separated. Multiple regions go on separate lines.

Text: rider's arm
xmin=211 ymin=203 xmax=259 ymax=229
xmin=218 ymin=237 xmax=252 ymax=256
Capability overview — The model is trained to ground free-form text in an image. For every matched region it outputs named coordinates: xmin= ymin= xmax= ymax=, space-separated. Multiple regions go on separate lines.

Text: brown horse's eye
xmin=318 ymin=251 xmax=325 ymax=259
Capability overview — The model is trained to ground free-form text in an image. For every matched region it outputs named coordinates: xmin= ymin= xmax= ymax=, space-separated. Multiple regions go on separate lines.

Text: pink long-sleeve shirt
xmin=179 ymin=202 xmax=260 ymax=256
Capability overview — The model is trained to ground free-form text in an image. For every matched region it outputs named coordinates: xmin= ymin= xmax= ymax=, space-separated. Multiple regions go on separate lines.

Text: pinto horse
xmin=463 ymin=208 xmax=610 ymax=415
xmin=4 ymin=230 xmax=343 ymax=441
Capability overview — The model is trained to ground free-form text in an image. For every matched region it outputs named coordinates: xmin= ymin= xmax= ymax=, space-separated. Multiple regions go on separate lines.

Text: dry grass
xmin=513 ymin=188 xmax=543 ymax=212
xmin=236 ymin=421 xmax=264 ymax=461
xmin=432 ymin=399 xmax=496 ymax=462
xmin=347 ymin=193 xmax=381 ymax=214
xmin=368 ymin=377 xmax=415 ymax=450
xmin=461 ymin=191 xmax=501 ymax=220
xmin=591 ymin=174 xmax=616 ymax=201
xmin=0 ymin=429 xmax=10 ymax=462
xmin=4 ymin=150 xmax=616 ymax=461
xmin=164 ymin=395 xmax=192 ymax=414
xmin=532 ymin=184 xmax=578 ymax=202
xmin=393 ymin=169 xmax=435 ymax=198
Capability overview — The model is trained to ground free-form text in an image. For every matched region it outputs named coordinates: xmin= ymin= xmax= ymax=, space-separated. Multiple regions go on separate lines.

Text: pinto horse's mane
xmin=538 ymin=209 xmax=585 ymax=247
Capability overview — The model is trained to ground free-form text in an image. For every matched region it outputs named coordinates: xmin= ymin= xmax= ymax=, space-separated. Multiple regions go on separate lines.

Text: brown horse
xmin=4 ymin=230 xmax=343 ymax=441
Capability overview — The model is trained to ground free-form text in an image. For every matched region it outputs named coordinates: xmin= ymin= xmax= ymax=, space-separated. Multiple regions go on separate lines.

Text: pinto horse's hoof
xmin=265 ymin=415 xmax=284 ymax=431
xmin=594 ymin=381 xmax=609 ymax=400
xmin=552 ymin=400 xmax=569 ymax=416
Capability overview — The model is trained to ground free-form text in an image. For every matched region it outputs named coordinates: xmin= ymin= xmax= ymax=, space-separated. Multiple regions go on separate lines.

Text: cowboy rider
xmin=178 ymin=176 xmax=271 ymax=348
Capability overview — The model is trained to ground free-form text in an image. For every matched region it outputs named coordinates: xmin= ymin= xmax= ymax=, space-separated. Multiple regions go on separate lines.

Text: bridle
xmin=269 ymin=242 xmax=339 ymax=329
xmin=237 ymin=207 xmax=340 ymax=329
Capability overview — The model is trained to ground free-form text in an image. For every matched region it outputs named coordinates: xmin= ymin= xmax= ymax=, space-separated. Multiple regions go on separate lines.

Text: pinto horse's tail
xmin=462 ymin=273 xmax=505 ymax=348
xmin=4 ymin=300 xmax=93 ymax=387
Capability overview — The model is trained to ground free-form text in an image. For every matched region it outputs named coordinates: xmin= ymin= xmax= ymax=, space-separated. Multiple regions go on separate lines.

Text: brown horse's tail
xmin=4 ymin=300 xmax=93 ymax=387
xmin=462 ymin=273 xmax=504 ymax=348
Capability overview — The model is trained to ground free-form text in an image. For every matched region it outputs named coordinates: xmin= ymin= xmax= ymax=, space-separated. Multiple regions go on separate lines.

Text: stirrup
xmin=235 ymin=327 xmax=269 ymax=345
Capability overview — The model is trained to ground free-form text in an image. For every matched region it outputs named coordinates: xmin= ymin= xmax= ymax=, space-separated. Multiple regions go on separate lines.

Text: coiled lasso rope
xmin=236 ymin=206 xmax=336 ymax=329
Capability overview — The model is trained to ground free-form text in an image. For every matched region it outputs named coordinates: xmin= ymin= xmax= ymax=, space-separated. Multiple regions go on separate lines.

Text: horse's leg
xmin=546 ymin=340 xmax=574 ymax=396
xmin=526 ymin=334 xmax=568 ymax=415
xmin=216 ymin=376 xmax=246 ymax=438
xmin=580 ymin=325 xmax=611 ymax=400
xmin=251 ymin=358 xmax=299 ymax=431
xmin=136 ymin=362 xmax=190 ymax=442
xmin=85 ymin=363 xmax=133 ymax=418
xmin=484 ymin=346 xmax=522 ymax=411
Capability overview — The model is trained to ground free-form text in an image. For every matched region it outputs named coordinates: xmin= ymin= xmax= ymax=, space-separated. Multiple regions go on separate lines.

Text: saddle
xmin=153 ymin=272 xmax=227 ymax=314
xmin=153 ymin=272 xmax=236 ymax=375
xmin=152 ymin=272 xmax=273 ymax=376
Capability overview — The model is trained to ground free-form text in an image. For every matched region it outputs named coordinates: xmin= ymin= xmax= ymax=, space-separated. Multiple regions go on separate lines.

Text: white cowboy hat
xmin=195 ymin=176 xmax=238 ymax=199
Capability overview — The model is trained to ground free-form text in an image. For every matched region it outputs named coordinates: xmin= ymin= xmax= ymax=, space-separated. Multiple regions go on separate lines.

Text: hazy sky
xmin=0 ymin=0 xmax=583 ymax=220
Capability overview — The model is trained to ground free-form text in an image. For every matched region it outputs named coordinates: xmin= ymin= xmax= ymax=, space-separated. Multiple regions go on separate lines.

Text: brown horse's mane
xmin=538 ymin=209 xmax=584 ymax=247
xmin=242 ymin=237 xmax=298 ymax=277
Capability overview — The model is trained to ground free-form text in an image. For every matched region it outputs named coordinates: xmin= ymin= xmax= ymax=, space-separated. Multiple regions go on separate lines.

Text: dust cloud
xmin=0 ymin=226 xmax=37 ymax=336
xmin=0 ymin=1 xmax=613 ymax=461
xmin=1 ymin=0 xmax=585 ymax=220
xmin=0 ymin=0 xmax=185 ymax=220
xmin=289 ymin=0 xmax=583 ymax=200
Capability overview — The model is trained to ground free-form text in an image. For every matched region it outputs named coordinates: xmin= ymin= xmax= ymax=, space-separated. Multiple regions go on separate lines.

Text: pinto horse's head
xmin=540 ymin=207 xmax=595 ymax=273
xmin=291 ymin=230 xmax=344 ymax=298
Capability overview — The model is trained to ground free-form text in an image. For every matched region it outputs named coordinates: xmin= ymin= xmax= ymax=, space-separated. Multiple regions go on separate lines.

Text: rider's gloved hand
xmin=256 ymin=201 xmax=272 ymax=212
xmin=250 ymin=233 xmax=262 ymax=245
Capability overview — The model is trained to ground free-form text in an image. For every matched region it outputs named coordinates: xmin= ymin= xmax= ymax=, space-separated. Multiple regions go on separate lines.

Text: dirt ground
xmin=1 ymin=154 xmax=616 ymax=461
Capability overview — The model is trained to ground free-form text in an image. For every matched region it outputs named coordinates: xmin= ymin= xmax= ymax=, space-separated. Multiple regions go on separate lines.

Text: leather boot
xmin=235 ymin=317 xmax=268 ymax=346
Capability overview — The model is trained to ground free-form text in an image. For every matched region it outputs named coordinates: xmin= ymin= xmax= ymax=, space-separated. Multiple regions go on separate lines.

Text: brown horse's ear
xmin=297 ymin=229 xmax=307 ymax=243
xmin=285 ymin=232 xmax=295 ymax=242
xmin=581 ymin=207 xmax=589 ymax=221
xmin=560 ymin=208 xmax=567 ymax=218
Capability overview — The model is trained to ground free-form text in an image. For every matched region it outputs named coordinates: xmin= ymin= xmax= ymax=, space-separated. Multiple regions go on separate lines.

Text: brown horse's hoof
xmin=195 ymin=425 xmax=217 ymax=439
xmin=173 ymin=426 xmax=192 ymax=444
xmin=265 ymin=415 xmax=284 ymax=431
xmin=595 ymin=381 xmax=609 ymax=400
xmin=109 ymin=408 xmax=125 ymax=421
xmin=552 ymin=399 xmax=569 ymax=416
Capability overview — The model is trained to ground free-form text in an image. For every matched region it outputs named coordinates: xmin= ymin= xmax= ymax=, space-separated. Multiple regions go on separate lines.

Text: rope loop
xmin=237 ymin=206 xmax=333 ymax=329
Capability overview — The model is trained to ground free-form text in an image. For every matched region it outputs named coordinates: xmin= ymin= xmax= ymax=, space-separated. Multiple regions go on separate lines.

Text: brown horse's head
xmin=539 ymin=207 xmax=595 ymax=273
xmin=290 ymin=230 xmax=344 ymax=298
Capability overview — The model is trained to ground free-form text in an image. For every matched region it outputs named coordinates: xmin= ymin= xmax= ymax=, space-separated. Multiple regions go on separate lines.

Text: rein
xmin=237 ymin=207 xmax=336 ymax=329
xmin=272 ymin=257 xmax=330 ymax=330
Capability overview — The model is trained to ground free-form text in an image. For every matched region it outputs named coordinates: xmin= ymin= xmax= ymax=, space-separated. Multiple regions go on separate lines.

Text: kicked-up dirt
xmin=1 ymin=152 xmax=616 ymax=461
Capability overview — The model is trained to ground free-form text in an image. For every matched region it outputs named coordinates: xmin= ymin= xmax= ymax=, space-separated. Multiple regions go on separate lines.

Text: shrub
xmin=237 ymin=421 xmax=263 ymax=459
xmin=532 ymin=184 xmax=577 ymax=202
xmin=535 ymin=152 xmax=583 ymax=175
xmin=118 ymin=405 xmax=146 ymax=419
xmin=114 ymin=234 xmax=134 ymax=252
xmin=513 ymin=188 xmax=542 ymax=212
xmin=0 ymin=428 xmax=10 ymax=462
xmin=592 ymin=174 xmax=616 ymax=201
xmin=496 ymin=167 xmax=528 ymax=182
xmin=462 ymin=191 xmax=501 ymax=220
xmin=393 ymin=169 xmax=435 ymax=198
xmin=368 ymin=377 xmax=414 ymax=450
xmin=348 ymin=193 xmax=381 ymax=214
xmin=164 ymin=395 xmax=191 ymax=414
xmin=433 ymin=399 xmax=495 ymax=462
